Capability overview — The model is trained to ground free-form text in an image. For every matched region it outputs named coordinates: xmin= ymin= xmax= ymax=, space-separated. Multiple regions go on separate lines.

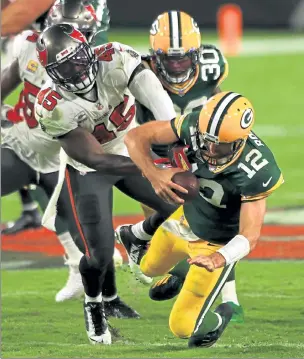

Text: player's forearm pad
xmin=217 ymin=234 xmax=250 ymax=265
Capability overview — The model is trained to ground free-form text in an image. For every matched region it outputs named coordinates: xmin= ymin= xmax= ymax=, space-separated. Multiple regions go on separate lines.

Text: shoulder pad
xmin=12 ymin=30 xmax=38 ymax=59
xmin=238 ymin=144 xmax=284 ymax=201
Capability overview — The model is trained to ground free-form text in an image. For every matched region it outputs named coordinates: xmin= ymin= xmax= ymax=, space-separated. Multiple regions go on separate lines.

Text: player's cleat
xmin=104 ymin=296 xmax=140 ymax=319
xmin=149 ymin=274 xmax=184 ymax=301
xmin=230 ymin=302 xmax=245 ymax=323
xmin=2 ymin=209 xmax=42 ymax=235
xmin=55 ymin=261 xmax=84 ymax=302
xmin=188 ymin=302 xmax=234 ymax=348
xmin=115 ymin=225 xmax=152 ymax=285
xmin=84 ymin=301 xmax=112 ymax=345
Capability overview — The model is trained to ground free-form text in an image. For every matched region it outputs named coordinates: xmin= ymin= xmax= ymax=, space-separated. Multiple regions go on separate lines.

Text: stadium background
xmin=2 ymin=0 xmax=304 ymax=358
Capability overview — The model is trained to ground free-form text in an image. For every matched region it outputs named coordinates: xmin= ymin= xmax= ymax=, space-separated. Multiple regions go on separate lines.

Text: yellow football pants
xmin=140 ymin=207 xmax=234 ymax=339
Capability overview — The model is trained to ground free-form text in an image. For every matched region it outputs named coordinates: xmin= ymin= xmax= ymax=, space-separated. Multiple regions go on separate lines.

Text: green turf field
xmin=2 ymin=261 xmax=304 ymax=358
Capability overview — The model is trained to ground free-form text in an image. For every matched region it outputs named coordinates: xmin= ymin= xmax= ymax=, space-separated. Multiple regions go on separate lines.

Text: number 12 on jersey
xmin=238 ymin=149 xmax=269 ymax=179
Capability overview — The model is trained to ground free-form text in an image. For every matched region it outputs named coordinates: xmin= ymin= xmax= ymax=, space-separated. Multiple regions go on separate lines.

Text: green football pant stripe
xmin=193 ymin=262 xmax=236 ymax=334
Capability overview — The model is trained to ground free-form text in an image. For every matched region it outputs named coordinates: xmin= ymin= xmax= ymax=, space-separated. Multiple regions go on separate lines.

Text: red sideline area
xmin=2 ymin=215 xmax=304 ymax=259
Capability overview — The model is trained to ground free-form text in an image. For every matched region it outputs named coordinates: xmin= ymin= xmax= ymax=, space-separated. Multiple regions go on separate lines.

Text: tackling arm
xmin=128 ymin=66 xmax=176 ymax=121
xmin=125 ymin=121 xmax=179 ymax=178
xmin=59 ymin=127 xmax=141 ymax=176
xmin=125 ymin=121 xmax=187 ymax=204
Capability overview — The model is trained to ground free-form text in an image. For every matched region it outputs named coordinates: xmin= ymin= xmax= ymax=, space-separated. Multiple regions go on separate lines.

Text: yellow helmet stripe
xmin=207 ymin=92 xmax=241 ymax=137
xmin=169 ymin=10 xmax=181 ymax=48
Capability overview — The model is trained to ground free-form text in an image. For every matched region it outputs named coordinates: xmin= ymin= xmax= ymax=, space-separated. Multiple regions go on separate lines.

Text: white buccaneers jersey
xmin=2 ymin=30 xmax=61 ymax=173
xmin=35 ymin=42 xmax=176 ymax=173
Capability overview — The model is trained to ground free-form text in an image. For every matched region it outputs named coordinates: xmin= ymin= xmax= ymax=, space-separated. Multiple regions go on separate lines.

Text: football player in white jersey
xmin=2 ymin=0 xmax=111 ymax=235
xmin=1 ymin=1 xmax=140 ymax=318
xmin=34 ymin=23 xmax=184 ymax=344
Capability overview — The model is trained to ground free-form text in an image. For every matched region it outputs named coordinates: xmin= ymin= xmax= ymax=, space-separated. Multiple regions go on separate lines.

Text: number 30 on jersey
xmin=199 ymin=48 xmax=221 ymax=82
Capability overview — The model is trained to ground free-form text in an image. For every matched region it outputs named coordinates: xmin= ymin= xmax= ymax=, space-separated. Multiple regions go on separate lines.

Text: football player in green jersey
xmin=137 ymin=10 xmax=228 ymax=159
xmin=2 ymin=0 xmax=110 ymax=233
xmin=124 ymin=91 xmax=284 ymax=347
xmin=134 ymin=10 xmax=244 ymax=322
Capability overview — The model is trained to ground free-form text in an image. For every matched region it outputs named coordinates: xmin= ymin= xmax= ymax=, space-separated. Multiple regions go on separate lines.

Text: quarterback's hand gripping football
xmin=147 ymin=167 xmax=188 ymax=205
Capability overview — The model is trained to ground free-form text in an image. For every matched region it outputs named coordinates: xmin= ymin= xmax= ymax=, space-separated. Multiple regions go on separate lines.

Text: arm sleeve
xmin=129 ymin=68 xmax=176 ymax=121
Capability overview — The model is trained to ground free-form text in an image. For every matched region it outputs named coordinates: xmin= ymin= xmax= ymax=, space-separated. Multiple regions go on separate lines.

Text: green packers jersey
xmin=168 ymin=44 xmax=228 ymax=116
xmin=137 ymin=44 xmax=228 ymax=157
xmin=171 ymin=112 xmax=284 ymax=244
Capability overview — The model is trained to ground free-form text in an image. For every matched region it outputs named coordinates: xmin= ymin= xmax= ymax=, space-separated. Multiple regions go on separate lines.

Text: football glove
xmin=168 ymin=143 xmax=192 ymax=171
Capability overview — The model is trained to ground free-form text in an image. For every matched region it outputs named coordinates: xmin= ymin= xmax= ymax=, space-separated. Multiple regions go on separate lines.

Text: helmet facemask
xmin=196 ymin=130 xmax=245 ymax=167
xmin=152 ymin=48 xmax=199 ymax=85
xmin=46 ymin=42 xmax=98 ymax=93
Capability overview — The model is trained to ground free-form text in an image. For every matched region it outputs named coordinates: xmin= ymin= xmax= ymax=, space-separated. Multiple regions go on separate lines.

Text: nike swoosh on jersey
xmin=263 ymin=177 xmax=273 ymax=187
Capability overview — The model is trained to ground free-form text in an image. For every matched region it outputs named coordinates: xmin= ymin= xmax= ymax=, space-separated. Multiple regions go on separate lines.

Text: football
xmin=172 ymin=171 xmax=200 ymax=202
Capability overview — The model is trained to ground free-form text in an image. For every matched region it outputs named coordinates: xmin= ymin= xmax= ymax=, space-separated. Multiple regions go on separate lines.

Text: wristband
xmin=217 ymin=234 xmax=250 ymax=265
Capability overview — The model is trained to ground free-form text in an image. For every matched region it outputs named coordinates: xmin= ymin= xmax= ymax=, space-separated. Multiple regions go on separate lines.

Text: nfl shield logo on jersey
xmin=97 ymin=103 xmax=103 ymax=111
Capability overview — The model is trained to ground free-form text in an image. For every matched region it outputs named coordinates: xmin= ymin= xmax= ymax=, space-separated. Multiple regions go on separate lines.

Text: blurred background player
xmin=2 ymin=0 xmax=111 ymax=235
xmin=1 ymin=1 xmax=55 ymax=234
xmin=1 ymin=0 xmax=140 ymax=319
xmin=118 ymin=10 xmax=244 ymax=322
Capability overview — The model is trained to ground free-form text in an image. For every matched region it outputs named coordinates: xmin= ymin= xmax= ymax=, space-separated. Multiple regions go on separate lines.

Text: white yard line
xmin=1 ymin=260 xmax=34 ymax=270
xmin=136 ymin=37 xmax=304 ymax=56
xmin=254 ymin=124 xmax=304 ymax=138
xmin=1 ymin=290 xmax=55 ymax=297
xmin=3 ymin=288 xmax=303 ymax=299
xmin=17 ymin=340 xmax=304 ymax=349
xmin=243 ymin=292 xmax=303 ymax=299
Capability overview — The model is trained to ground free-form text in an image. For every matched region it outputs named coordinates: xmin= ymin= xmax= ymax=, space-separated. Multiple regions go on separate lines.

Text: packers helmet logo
xmin=240 ymin=108 xmax=254 ymax=129
xmin=150 ymin=18 xmax=160 ymax=35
